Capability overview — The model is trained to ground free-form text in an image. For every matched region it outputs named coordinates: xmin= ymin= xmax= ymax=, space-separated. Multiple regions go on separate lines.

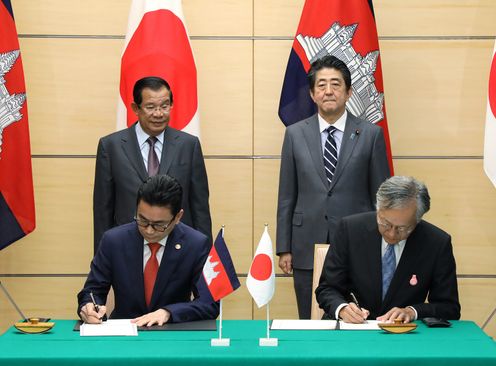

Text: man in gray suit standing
xmin=93 ymin=76 xmax=211 ymax=253
xmin=277 ymin=56 xmax=391 ymax=319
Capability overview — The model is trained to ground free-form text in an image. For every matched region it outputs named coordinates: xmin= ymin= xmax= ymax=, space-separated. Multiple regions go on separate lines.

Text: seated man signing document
xmin=78 ymin=175 xmax=219 ymax=326
xmin=316 ymin=176 xmax=461 ymax=323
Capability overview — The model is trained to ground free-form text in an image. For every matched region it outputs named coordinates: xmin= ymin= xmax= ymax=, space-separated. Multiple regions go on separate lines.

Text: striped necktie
xmin=323 ymin=126 xmax=338 ymax=184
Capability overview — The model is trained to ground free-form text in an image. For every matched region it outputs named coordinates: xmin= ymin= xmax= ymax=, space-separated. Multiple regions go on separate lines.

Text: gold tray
xmin=14 ymin=318 xmax=55 ymax=334
xmin=378 ymin=320 xmax=417 ymax=334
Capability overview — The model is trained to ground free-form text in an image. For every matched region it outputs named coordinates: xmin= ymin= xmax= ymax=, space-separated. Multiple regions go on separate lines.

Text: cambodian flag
xmin=0 ymin=0 xmax=35 ymax=250
xmin=200 ymin=229 xmax=240 ymax=302
xmin=279 ymin=0 xmax=394 ymax=173
xmin=117 ymin=0 xmax=200 ymax=136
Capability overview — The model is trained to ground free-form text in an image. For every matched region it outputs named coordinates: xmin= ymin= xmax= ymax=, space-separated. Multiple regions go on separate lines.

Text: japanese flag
xmin=246 ymin=226 xmax=275 ymax=308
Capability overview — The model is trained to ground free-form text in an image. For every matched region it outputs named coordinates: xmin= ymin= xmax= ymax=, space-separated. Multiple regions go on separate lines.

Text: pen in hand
xmin=350 ymin=292 xmax=368 ymax=321
xmin=90 ymin=292 xmax=103 ymax=321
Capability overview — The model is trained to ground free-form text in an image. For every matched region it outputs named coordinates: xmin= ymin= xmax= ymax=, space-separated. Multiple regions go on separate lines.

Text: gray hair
xmin=376 ymin=176 xmax=430 ymax=222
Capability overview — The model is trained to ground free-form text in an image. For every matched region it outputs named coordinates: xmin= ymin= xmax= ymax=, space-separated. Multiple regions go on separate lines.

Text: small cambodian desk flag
xmin=201 ymin=229 xmax=240 ymax=301
xmin=118 ymin=0 xmax=200 ymax=136
xmin=247 ymin=226 xmax=275 ymax=308
xmin=0 ymin=0 xmax=35 ymax=250
xmin=484 ymin=41 xmax=496 ymax=188
xmin=279 ymin=0 xmax=394 ymax=173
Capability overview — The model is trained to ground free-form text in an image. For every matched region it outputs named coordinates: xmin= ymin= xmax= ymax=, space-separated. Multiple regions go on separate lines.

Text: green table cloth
xmin=0 ymin=320 xmax=494 ymax=366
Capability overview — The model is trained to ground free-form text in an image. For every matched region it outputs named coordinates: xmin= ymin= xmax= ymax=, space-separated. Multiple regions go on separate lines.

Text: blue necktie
xmin=382 ymin=244 xmax=396 ymax=300
xmin=323 ymin=126 xmax=338 ymax=184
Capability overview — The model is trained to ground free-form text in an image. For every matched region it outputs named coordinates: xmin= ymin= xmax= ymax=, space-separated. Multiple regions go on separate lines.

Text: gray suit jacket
xmin=276 ymin=113 xmax=390 ymax=269
xmin=93 ymin=123 xmax=212 ymax=253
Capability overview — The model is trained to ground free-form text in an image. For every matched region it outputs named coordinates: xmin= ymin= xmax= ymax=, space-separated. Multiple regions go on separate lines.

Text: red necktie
xmin=144 ymin=243 xmax=161 ymax=307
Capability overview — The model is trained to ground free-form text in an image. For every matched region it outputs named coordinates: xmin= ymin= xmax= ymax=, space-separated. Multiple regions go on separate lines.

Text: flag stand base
xmin=259 ymin=337 xmax=278 ymax=347
xmin=211 ymin=338 xmax=230 ymax=347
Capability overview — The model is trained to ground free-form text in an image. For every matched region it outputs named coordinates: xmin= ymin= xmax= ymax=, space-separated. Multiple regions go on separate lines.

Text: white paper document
xmin=271 ymin=319 xmax=380 ymax=330
xmin=80 ymin=319 xmax=138 ymax=336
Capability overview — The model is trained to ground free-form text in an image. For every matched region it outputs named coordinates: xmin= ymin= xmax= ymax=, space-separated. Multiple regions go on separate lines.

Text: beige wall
xmin=1 ymin=0 xmax=495 ymax=338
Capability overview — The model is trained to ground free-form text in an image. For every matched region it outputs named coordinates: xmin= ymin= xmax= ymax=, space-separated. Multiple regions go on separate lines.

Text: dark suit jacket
xmin=276 ymin=113 xmax=391 ymax=269
xmin=316 ymin=212 xmax=461 ymax=320
xmin=93 ymin=123 xmax=212 ymax=252
xmin=78 ymin=222 xmax=219 ymax=322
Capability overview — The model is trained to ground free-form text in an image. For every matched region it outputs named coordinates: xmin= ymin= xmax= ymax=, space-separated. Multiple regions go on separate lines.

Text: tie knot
xmin=147 ymin=136 xmax=158 ymax=147
xmin=327 ymin=126 xmax=337 ymax=135
xmin=148 ymin=242 xmax=161 ymax=255
xmin=385 ymin=243 xmax=395 ymax=254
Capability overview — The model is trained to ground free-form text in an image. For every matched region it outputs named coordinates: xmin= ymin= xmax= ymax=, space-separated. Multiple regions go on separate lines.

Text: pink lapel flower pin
xmin=409 ymin=274 xmax=418 ymax=286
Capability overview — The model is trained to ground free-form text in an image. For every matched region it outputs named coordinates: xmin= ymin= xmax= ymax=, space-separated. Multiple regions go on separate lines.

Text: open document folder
xmin=80 ymin=319 xmax=138 ymax=336
xmin=271 ymin=319 xmax=381 ymax=330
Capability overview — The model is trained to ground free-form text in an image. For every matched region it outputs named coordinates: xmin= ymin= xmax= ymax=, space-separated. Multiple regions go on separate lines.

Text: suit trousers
xmin=293 ymin=268 xmax=313 ymax=319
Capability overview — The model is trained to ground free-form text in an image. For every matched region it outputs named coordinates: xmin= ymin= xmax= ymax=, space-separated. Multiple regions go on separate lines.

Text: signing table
xmin=0 ymin=320 xmax=494 ymax=366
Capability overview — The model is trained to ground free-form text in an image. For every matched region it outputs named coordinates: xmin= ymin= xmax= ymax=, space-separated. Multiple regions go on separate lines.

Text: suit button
xmin=328 ymin=191 xmax=332 ymax=197
xmin=324 ymin=215 xmax=328 ymax=220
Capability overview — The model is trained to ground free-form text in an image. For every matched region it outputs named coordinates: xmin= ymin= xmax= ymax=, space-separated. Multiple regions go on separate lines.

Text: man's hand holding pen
xmin=338 ymin=292 xmax=370 ymax=324
xmin=338 ymin=302 xmax=370 ymax=323
xmin=80 ymin=293 xmax=107 ymax=324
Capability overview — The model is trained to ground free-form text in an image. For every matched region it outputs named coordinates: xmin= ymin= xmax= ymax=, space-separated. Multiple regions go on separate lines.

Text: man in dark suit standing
xmin=277 ymin=56 xmax=391 ymax=319
xmin=316 ymin=176 xmax=461 ymax=322
xmin=93 ymin=76 xmax=211 ymax=253
xmin=79 ymin=175 xmax=219 ymax=325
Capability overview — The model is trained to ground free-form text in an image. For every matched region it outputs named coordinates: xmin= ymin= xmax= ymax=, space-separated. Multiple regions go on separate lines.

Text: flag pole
xmin=266 ymin=302 xmax=270 ymax=339
xmin=211 ymin=225 xmax=230 ymax=347
xmin=219 ymin=298 xmax=223 ymax=339
xmin=257 ymin=223 xmax=277 ymax=347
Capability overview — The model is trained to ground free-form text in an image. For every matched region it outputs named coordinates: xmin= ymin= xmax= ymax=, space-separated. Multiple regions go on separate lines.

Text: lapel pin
xmin=409 ymin=274 xmax=418 ymax=286
xmin=175 ymin=244 xmax=181 ymax=250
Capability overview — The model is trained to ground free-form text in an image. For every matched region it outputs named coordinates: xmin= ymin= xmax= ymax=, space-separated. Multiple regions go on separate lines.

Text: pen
xmin=350 ymin=292 xmax=360 ymax=308
xmin=90 ymin=292 xmax=100 ymax=313
xmin=350 ymin=292 xmax=368 ymax=322
xmin=89 ymin=291 xmax=105 ymax=321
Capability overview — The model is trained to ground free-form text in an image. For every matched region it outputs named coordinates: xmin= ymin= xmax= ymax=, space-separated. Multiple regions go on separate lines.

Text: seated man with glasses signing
xmin=78 ymin=175 xmax=219 ymax=326
xmin=316 ymin=176 xmax=460 ymax=323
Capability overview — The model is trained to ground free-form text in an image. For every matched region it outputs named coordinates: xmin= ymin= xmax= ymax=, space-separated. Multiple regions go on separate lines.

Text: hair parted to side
xmin=307 ymin=55 xmax=352 ymax=91
xmin=136 ymin=174 xmax=183 ymax=216
xmin=376 ymin=176 xmax=430 ymax=222
xmin=133 ymin=76 xmax=173 ymax=106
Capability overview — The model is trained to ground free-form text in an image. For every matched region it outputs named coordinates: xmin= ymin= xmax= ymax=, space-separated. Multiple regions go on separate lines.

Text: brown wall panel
xmin=0 ymin=159 xmax=94 ymax=274
xmin=375 ymin=0 xmax=496 ymax=37
xmin=193 ymin=40 xmax=253 ymax=155
xmin=394 ymin=159 xmax=496 ymax=275
xmin=253 ymin=160 xmax=281 ymax=273
xmin=12 ymin=0 xmax=252 ymax=37
xmin=253 ymin=40 xmax=289 ymax=156
xmin=222 ymin=277 xmax=253 ymax=320
xmin=184 ymin=0 xmax=253 ymax=36
xmin=21 ymin=38 xmax=122 ymax=155
xmin=12 ymin=0 xmax=130 ymax=35
xmin=254 ymin=0 xmax=303 ymax=37
xmin=458 ymin=278 xmax=496 ymax=335
xmin=382 ymin=40 xmax=493 ymax=156
xmin=206 ymin=159 xmax=253 ymax=271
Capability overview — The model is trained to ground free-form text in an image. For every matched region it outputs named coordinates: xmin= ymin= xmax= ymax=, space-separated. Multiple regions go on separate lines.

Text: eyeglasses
xmin=376 ymin=216 xmax=415 ymax=236
xmin=140 ymin=103 xmax=171 ymax=114
xmin=134 ymin=216 xmax=175 ymax=232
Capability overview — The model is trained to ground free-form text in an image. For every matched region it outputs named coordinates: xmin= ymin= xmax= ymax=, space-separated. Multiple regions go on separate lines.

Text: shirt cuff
xmin=335 ymin=303 xmax=348 ymax=320
xmin=407 ymin=306 xmax=418 ymax=320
